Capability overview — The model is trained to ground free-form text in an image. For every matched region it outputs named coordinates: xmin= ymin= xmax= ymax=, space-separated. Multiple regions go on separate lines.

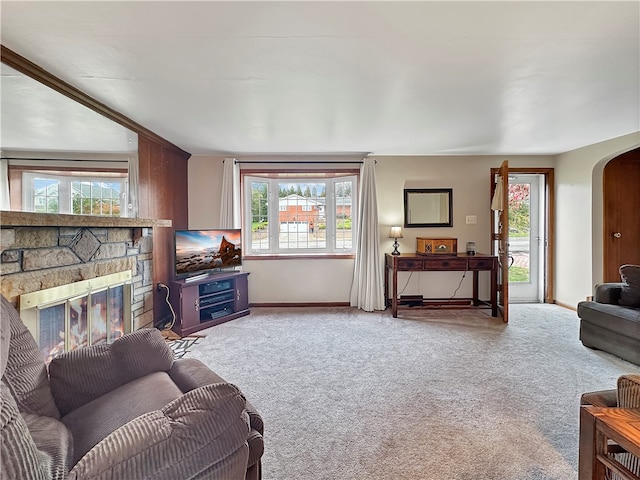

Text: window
xmin=244 ymin=172 xmax=358 ymax=255
xmin=22 ymin=171 xmax=127 ymax=216
xmin=32 ymin=177 xmax=59 ymax=213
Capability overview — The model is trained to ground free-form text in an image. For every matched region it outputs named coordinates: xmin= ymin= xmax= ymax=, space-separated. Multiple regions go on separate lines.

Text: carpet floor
xmin=186 ymin=304 xmax=640 ymax=480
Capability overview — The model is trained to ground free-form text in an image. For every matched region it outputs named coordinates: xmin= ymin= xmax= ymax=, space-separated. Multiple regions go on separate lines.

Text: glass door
xmin=508 ymin=174 xmax=544 ymax=303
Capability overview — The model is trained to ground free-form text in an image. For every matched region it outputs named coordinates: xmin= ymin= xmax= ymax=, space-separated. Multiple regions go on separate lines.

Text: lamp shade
xmin=389 ymin=226 xmax=403 ymax=239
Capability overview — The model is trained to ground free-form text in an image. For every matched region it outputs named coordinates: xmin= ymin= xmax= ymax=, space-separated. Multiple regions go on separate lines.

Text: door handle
xmin=613 ymin=232 xmax=622 ymax=238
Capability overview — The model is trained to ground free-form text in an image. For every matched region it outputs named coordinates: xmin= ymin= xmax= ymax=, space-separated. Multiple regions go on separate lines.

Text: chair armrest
xmin=49 ymin=329 xmax=174 ymax=415
xmin=169 ymin=358 xmax=227 ymax=391
xmin=617 ymin=374 xmax=640 ymax=408
xmin=0 ymin=382 xmax=53 ymax=480
xmin=580 ymin=389 xmax=618 ymax=407
xmin=594 ymin=283 xmax=624 ymax=304
xmin=67 ymin=383 xmax=250 ymax=480
xmin=169 ymin=358 xmax=263 ymax=435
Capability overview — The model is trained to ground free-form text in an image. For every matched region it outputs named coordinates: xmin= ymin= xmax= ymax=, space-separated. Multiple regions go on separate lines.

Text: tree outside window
xmin=244 ymin=173 xmax=357 ymax=255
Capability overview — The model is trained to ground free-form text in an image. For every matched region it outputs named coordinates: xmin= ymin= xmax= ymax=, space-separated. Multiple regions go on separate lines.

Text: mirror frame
xmin=403 ymin=188 xmax=453 ymax=228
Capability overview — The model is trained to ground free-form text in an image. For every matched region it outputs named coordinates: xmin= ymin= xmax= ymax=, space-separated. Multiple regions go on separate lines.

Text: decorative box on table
xmin=416 ymin=237 xmax=457 ymax=255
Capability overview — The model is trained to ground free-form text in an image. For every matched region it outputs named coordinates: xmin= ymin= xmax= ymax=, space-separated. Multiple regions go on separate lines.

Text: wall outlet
xmin=466 ymin=215 xmax=477 ymax=225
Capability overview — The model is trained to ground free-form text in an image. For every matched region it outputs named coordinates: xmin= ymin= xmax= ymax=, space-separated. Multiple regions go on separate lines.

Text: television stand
xmin=168 ymin=271 xmax=250 ymax=336
xmin=184 ymin=273 xmax=210 ymax=283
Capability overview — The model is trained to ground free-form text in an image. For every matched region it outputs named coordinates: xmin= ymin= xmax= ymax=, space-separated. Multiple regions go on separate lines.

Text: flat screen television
xmin=174 ymin=229 xmax=242 ymax=279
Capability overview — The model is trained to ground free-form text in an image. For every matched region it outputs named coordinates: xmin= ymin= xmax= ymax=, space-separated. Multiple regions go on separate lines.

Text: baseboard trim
xmin=553 ymin=300 xmax=577 ymax=311
xmin=250 ymin=302 xmax=351 ymax=308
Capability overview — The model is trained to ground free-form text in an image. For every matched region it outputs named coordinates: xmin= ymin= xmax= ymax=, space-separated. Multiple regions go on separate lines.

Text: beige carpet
xmin=186 ymin=304 xmax=640 ymax=480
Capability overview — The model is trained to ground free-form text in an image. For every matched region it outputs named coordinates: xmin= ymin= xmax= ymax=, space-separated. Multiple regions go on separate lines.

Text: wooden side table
xmin=579 ymin=406 xmax=640 ymax=480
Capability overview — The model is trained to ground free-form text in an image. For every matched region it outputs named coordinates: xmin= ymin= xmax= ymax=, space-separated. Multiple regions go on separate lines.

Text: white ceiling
xmin=1 ymin=1 xmax=639 ymax=156
xmin=1 ymin=63 xmax=138 ymax=154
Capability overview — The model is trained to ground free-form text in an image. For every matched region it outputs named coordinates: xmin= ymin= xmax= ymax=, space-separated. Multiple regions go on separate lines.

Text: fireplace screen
xmin=20 ymin=271 xmax=132 ymax=364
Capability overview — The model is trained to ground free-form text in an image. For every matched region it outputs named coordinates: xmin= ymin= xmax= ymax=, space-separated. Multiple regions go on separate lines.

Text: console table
xmin=579 ymin=406 xmax=640 ymax=480
xmin=384 ymin=253 xmax=498 ymax=318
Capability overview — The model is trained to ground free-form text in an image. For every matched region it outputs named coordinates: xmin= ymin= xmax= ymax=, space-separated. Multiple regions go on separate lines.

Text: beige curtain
xmin=350 ymin=157 xmax=385 ymax=311
xmin=0 ymin=159 xmax=10 ymax=210
xmin=219 ymin=157 xmax=240 ymax=228
xmin=127 ymin=155 xmax=139 ymax=218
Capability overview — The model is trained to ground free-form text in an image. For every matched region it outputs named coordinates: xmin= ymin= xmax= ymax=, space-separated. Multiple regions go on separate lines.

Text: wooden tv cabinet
xmin=169 ymin=271 xmax=250 ymax=336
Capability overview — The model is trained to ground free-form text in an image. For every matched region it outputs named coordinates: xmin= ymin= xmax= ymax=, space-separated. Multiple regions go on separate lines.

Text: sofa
xmin=577 ymin=265 xmax=640 ymax=366
xmin=0 ymin=295 xmax=263 ymax=480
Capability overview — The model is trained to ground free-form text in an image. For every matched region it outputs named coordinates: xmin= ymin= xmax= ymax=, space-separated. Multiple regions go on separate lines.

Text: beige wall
xmin=188 ymin=155 xmax=227 ymax=229
xmin=189 ymin=154 xmax=554 ymax=304
xmin=190 ymin=135 xmax=640 ymax=307
xmin=375 ymin=155 xmax=554 ymax=300
xmin=554 ymin=132 xmax=640 ymax=307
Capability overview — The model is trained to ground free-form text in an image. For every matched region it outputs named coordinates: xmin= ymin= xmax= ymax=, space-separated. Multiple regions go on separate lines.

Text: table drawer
xmin=397 ymin=258 xmax=424 ymax=270
xmin=468 ymin=258 xmax=494 ymax=270
xmin=422 ymin=258 xmax=468 ymax=270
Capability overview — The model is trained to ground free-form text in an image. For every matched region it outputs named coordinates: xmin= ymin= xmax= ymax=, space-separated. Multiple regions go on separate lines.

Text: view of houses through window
xmin=245 ymin=173 xmax=357 ymax=254
xmin=23 ymin=171 xmax=127 ymax=216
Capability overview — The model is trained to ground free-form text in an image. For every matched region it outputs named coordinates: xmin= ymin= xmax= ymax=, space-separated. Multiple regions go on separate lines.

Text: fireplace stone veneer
xmin=0 ymin=212 xmax=170 ymax=332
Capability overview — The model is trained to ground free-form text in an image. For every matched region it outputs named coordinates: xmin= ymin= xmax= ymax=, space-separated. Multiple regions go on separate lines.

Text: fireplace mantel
xmin=0 ymin=211 xmax=171 ymax=228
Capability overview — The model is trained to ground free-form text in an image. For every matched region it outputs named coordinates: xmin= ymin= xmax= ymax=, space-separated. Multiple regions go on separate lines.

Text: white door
xmin=508 ymin=174 xmax=544 ymax=303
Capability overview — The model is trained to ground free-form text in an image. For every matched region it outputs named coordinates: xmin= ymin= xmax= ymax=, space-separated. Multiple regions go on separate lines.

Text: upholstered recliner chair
xmin=0 ymin=295 xmax=263 ymax=479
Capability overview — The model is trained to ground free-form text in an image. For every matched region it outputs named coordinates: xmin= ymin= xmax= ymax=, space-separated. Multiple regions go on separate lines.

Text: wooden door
xmin=491 ymin=160 xmax=509 ymax=323
xmin=603 ymin=148 xmax=640 ymax=282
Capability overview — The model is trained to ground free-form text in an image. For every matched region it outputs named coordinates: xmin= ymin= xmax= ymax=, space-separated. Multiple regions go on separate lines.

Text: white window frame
xmin=22 ymin=171 xmax=128 ymax=216
xmin=243 ymin=173 xmax=358 ymax=255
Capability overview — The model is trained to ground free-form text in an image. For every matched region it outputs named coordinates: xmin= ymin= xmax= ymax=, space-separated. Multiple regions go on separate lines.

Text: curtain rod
xmin=234 ymin=160 xmax=364 ymax=165
xmin=1 ymin=157 xmax=128 ymax=163
xmin=232 ymin=160 xmax=378 ymax=165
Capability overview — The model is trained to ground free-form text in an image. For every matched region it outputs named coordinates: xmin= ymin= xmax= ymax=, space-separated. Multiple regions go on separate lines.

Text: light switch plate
xmin=466 ymin=215 xmax=477 ymax=225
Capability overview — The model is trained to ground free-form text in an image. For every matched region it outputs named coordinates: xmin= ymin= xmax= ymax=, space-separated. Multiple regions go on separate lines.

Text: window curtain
xmin=220 ymin=157 xmax=240 ymax=228
xmin=127 ymin=155 xmax=139 ymax=218
xmin=350 ymin=157 xmax=385 ymax=311
xmin=0 ymin=159 xmax=10 ymax=210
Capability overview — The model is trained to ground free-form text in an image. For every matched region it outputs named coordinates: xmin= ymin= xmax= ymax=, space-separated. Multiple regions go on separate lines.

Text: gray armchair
xmin=0 ymin=295 xmax=263 ymax=480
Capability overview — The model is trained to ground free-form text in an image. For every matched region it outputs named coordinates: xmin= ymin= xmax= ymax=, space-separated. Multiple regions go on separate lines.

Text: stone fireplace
xmin=1 ymin=211 xmax=171 ymax=359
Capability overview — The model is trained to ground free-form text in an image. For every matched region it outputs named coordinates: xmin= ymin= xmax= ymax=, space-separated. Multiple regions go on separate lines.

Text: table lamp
xmin=389 ymin=226 xmax=403 ymax=255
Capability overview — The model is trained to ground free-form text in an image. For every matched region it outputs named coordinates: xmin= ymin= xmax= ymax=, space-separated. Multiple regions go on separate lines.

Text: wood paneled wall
xmin=138 ymin=136 xmax=190 ymax=324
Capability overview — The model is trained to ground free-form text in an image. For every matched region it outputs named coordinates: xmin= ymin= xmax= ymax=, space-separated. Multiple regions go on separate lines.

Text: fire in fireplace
xmin=20 ymin=271 xmax=132 ymax=364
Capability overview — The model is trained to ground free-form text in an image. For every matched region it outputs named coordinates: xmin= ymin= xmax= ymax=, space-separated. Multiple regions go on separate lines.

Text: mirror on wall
xmin=404 ymin=188 xmax=453 ymax=228
xmin=0 ymin=60 xmax=138 ymax=217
